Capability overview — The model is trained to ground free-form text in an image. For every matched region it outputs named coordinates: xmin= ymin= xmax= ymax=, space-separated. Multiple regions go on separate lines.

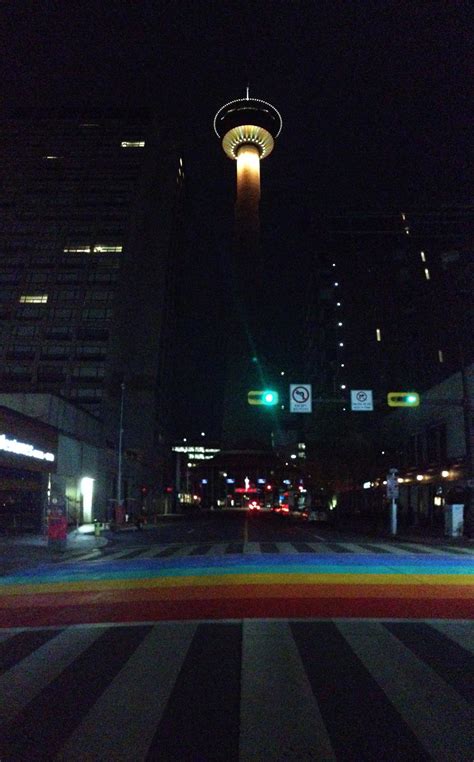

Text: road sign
xmin=386 ymin=469 xmax=399 ymax=499
xmin=290 ymin=384 xmax=312 ymax=413
xmin=387 ymin=392 xmax=420 ymax=407
xmin=350 ymin=389 xmax=373 ymax=411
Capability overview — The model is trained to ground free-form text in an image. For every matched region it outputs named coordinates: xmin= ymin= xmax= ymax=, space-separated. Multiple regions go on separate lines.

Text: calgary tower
xmin=214 ymin=89 xmax=283 ymax=446
xmin=214 ymin=88 xmax=282 ymax=246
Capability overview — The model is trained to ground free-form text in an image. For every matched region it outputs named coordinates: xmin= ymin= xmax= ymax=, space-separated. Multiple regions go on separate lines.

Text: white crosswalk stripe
xmin=0 ymin=619 xmax=472 ymax=761
xmin=337 ymin=621 xmax=474 ymax=761
xmin=58 ymin=539 xmax=474 ymax=563
xmin=56 ymin=623 xmax=197 ymax=762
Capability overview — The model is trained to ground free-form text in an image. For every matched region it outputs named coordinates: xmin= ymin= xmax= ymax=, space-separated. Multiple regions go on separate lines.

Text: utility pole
xmin=460 ymin=359 xmax=474 ymax=537
xmin=117 ymin=381 xmax=125 ymax=518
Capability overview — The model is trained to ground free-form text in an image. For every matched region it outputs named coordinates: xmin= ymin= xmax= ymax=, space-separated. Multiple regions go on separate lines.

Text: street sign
xmin=386 ymin=469 xmax=399 ymax=499
xmin=387 ymin=392 xmax=420 ymax=407
xmin=290 ymin=384 xmax=312 ymax=413
xmin=350 ymin=389 xmax=373 ymax=411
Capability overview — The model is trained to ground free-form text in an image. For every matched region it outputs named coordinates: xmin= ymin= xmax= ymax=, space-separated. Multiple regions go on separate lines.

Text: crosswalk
xmin=63 ymin=539 xmax=474 ymax=564
xmin=0 ymin=618 xmax=472 ymax=760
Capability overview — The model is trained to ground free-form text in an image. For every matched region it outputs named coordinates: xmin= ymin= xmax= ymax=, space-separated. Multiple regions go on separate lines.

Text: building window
xmin=41 ymin=345 xmax=69 ymax=359
xmin=1 ymin=365 xmax=31 ymax=381
xmin=121 ymin=141 xmax=145 ymax=149
xmin=81 ymin=308 xmax=113 ymax=320
xmin=51 ymin=308 xmax=75 ymax=320
xmin=19 ymin=294 xmax=48 ymax=304
xmin=420 ymin=251 xmax=426 ymax=262
xmin=93 ymin=244 xmax=123 ymax=253
xmin=63 ymin=246 xmax=92 ymax=253
xmin=376 ymin=328 xmax=382 ymax=342
xmin=13 ymin=325 xmax=38 ymax=337
xmin=72 ymin=365 xmax=105 ymax=378
xmin=424 ymin=268 xmax=431 ymax=280
xmin=438 ymin=349 xmax=444 ymax=363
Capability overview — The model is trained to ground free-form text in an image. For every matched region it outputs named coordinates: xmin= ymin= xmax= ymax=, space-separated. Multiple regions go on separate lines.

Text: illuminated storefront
xmin=0 ymin=405 xmax=57 ymax=531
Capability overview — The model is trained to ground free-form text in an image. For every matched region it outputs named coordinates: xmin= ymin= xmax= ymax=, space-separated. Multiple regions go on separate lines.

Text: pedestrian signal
xmin=387 ymin=392 xmax=420 ymax=407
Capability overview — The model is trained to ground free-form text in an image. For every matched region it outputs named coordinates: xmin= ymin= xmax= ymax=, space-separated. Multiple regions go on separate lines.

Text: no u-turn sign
xmin=290 ymin=384 xmax=312 ymax=413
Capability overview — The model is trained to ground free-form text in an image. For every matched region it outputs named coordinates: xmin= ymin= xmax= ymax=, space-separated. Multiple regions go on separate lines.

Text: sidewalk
xmin=0 ymin=524 xmax=108 ymax=573
xmin=332 ymin=517 xmax=474 ymax=547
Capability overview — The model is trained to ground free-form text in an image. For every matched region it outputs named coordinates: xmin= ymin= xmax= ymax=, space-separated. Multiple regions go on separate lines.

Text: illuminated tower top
xmin=213 ymin=88 xmax=283 ymax=160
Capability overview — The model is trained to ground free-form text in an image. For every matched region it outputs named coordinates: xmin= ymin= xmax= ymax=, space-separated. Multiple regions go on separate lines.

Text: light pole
xmin=117 ymin=381 xmax=125 ymax=518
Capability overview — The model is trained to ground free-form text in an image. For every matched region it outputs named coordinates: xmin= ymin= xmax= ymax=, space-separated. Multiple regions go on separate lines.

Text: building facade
xmin=0 ymin=109 xmax=186 ymax=513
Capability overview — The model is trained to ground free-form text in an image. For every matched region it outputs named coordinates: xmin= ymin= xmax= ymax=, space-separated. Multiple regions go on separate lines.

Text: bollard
xmin=94 ymin=519 xmax=101 ymax=538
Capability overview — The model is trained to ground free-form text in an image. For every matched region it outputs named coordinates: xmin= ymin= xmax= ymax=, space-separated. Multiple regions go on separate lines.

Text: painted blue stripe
xmin=1 ymin=557 xmax=472 ymax=586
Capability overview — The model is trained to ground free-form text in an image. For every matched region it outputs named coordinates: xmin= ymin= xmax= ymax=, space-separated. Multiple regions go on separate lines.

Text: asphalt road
xmin=0 ymin=511 xmax=472 ymax=760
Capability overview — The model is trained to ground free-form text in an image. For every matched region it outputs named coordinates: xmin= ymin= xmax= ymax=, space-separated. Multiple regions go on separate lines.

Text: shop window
xmin=19 ymin=294 xmax=48 ymax=304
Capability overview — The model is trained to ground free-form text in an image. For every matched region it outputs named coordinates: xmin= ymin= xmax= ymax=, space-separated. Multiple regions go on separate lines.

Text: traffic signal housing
xmin=387 ymin=392 xmax=420 ymax=407
xmin=248 ymin=389 xmax=279 ymax=406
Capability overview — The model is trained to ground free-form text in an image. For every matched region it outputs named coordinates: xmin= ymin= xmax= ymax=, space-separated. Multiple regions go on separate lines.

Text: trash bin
xmin=444 ymin=504 xmax=464 ymax=537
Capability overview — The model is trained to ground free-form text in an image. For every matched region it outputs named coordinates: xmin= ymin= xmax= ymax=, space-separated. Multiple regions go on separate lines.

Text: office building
xmin=0 ymin=109 xmax=185 ymax=517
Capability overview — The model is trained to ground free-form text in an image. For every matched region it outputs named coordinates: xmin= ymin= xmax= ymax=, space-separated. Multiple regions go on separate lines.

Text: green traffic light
xmin=263 ymin=390 xmax=278 ymax=406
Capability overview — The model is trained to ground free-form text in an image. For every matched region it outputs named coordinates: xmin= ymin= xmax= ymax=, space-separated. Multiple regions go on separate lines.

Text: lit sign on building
xmin=0 ymin=434 xmax=55 ymax=462
xmin=172 ymin=446 xmax=220 ymax=461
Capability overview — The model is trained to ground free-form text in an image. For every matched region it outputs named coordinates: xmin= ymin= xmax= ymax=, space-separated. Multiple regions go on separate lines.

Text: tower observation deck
xmin=214 ymin=91 xmax=282 ymax=240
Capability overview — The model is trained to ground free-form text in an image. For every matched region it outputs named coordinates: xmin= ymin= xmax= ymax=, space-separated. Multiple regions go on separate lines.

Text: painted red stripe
xmin=0 ymin=596 xmax=472 ymax=628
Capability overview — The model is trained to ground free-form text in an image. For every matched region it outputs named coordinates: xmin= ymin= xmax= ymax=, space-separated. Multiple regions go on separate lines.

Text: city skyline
xmin=0 ymin=2 xmax=472 ymax=439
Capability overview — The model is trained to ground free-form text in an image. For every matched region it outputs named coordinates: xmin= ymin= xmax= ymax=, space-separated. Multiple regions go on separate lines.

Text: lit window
xmin=64 ymin=246 xmax=91 ymax=253
xmin=404 ymin=227 xmax=410 ymax=235
xmin=376 ymin=328 xmax=381 ymax=342
xmin=336 ymin=302 xmax=341 ymax=307
xmin=401 ymin=213 xmax=406 ymax=221
xmin=340 ymin=363 xmax=345 ymax=367
xmin=424 ymin=268 xmax=430 ymax=280
xmin=121 ymin=141 xmax=145 ymax=148
xmin=338 ymin=321 xmax=343 ymax=327
xmin=93 ymin=245 xmax=123 ymax=253
xmin=42 ymin=155 xmax=61 ymax=160
xmin=334 ymin=282 xmax=339 ymax=287
xmin=339 ymin=342 xmax=344 ymax=347
xmin=340 ymin=384 xmax=346 ymax=390
xmin=420 ymin=251 xmax=426 ymax=262
xmin=19 ymin=294 xmax=48 ymax=304
xmin=438 ymin=349 xmax=444 ymax=363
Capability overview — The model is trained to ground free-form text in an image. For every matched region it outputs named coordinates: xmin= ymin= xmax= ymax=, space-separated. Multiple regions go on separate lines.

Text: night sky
xmin=1 ymin=1 xmax=472 ymax=438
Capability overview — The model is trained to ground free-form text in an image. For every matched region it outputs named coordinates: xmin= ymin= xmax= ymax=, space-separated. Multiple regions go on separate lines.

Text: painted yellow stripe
xmin=0 ymin=572 xmax=472 ymax=598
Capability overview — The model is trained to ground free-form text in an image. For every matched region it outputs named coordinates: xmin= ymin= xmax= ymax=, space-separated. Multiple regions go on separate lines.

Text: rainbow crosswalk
xmin=0 ymin=552 xmax=472 ymax=627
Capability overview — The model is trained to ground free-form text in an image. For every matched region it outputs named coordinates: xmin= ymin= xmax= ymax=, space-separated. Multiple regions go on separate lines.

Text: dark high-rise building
xmin=305 ymin=205 xmax=474 ymax=401
xmin=0 ymin=109 xmax=186 ymax=499
xmin=302 ymin=204 xmax=474 ymax=489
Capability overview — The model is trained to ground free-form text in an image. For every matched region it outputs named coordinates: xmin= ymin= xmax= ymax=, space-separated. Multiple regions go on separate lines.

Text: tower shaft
xmin=235 ymin=144 xmax=261 ymax=237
